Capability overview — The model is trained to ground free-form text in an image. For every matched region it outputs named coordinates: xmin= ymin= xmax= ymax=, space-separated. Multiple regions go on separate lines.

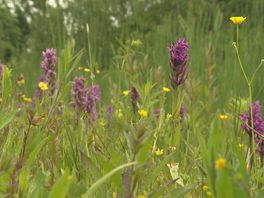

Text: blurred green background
xmin=0 ymin=0 xmax=263 ymax=105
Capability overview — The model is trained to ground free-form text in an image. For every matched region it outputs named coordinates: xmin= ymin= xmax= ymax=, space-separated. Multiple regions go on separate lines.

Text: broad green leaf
xmin=49 ymin=170 xmax=73 ymax=198
xmin=19 ymin=168 xmax=29 ymax=193
xmin=136 ymin=137 xmax=152 ymax=164
xmin=26 ymin=136 xmax=52 ymax=166
xmin=65 ymin=49 xmax=84 ymax=79
xmin=68 ymin=182 xmax=86 ymax=197
xmin=0 ymin=110 xmax=17 ymax=130
xmin=215 ymin=170 xmax=234 ymax=198
xmin=82 ymin=161 xmax=137 ymax=197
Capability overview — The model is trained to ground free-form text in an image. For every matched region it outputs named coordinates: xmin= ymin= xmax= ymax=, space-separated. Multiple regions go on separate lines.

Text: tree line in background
xmin=0 ymin=0 xmax=260 ymax=63
xmin=0 ymin=0 xmax=263 ymax=100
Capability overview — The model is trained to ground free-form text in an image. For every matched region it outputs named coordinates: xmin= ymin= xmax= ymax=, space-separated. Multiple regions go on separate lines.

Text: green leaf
xmin=170 ymin=182 xmax=200 ymax=198
xmin=49 ymin=170 xmax=73 ymax=198
xmin=215 ymin=170 xmax=234 ymax=198
xmin=136 ymin=137 xmax=152 ymax=164
xmin=0 ymin=110 xmax=17 ymax=130
xmin=150 ymin=181 xmax=199 ymax=198
xmin=68 ymin=182 xmax=87 ymax=197
xmin=145 ymin=151 xmax=177 ymax=187
xmin=82 ymin=161 xmax=137 ymax=197
xmin=19 ymin=168 xmax=29 ymax=193
xmin=1 ymin=66 xmax=12 ymax=102
xmin=65 ymin=49 xmax=84 ymax=79
xmin=26 ymin=136 xmax=52 ymax=167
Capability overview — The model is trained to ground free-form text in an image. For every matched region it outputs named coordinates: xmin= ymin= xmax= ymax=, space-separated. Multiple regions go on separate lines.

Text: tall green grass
xmin=1 ymin=0 xmax=264 ymax=197
xmin=10 ymin=0 xmax=263 ymax=105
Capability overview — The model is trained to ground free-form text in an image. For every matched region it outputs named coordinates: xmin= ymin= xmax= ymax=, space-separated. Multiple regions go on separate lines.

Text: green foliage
xmin=49 ymin=170 xmax=72 ymax=198
xmin=0 ymin=0 xmax=264 ymax=197
xmin=83 ymin=162 xmax=137 ymax=197
xmin=0 ymin=109 xmax=17 ymax=130
xmin=0 ymin=6 xmax=22 ymax=62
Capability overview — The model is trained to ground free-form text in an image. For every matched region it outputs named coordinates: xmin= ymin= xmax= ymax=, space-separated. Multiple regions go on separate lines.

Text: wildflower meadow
xmin=0 ymin=1 xmax=264 ymax=197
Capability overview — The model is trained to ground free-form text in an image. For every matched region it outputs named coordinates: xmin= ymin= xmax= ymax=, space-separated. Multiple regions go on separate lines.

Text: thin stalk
xmin=250 ymin=62 xmax=263 ymax=84
xmin=86 ymin=24 xmax=94 ymax=84
xmin=171 ymin=88 xmax=184 ymax=146
xmin=233 ymin=28 xmax=256 ymax=172
xmin=171 ymin=89 xmax=178 ymax=146
xmin=124 ymin=154 xmax=136 ymax=198
xmin=248 ymin=86 xmax=255 ymax=172
xmin=233 ymin=44 xmax=250 ymax=86
xmin=236 ymin=25 xmax=239 ymax=48
xmin=8 ymin=120 xmax=32 ymax=195
xmin=152 ymin=89 xmax=167 ymax=153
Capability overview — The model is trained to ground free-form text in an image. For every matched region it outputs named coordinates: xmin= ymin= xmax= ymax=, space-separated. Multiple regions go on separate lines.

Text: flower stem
xmin=233 ymin=44 xmax=250 ymax=86
xmin=236 ymin=25 xmax=239 ymax=48
xmin=233 ymin=26 xmax=255 ymax=172
xmin=250 ymin=61 xmax=263 ymax=84
xmin=248 ymin=85 xmax=255 ymax=172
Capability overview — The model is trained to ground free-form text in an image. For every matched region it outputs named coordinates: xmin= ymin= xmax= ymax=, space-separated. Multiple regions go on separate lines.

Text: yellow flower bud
xmin=215 ymin=158 xmax=227 ymax=169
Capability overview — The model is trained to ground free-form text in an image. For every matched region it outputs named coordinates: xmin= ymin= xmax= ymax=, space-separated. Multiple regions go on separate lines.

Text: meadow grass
xmin=1 ymin=1 xmax=264 ymax=198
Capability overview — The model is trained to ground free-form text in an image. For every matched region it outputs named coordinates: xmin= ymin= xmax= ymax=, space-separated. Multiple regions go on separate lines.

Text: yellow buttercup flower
xmin=202 ymin=185 xmax=209 ymax=191
xmin=137 ymin=195 xmax=146 ymax=198
xmin=166 ymin=113 xmax=173 ymax=119
xmin=84 ymin=68 xmax=90 ymax=73
xmin=123 ymin=90 xmax=130 ymax=96
xmin=99 ymin=120 xmax=106 ymax=127
xmin=162 ymin=87 xmax=171 ymax=92
xmin=154 ymin=148 xmax=164 ymax=156
xmin=138 ymin=109 xmax=148 ymax=117
xmin=215 ymin=158 xmax=227 ymax=169
xmin=219 ymin=114 xmax=228 ymax=120
xmin=207 ymin=191 xmax=213 ymax=196
xmin=115 ymin=109 xmax=123 ymax=118
xmin=22 ymin=95 xmax=32 ymax=102
xmin=131 ymin=39 xmax=142 ymax=47
xmin=112 ymin=192 xmax=117 ymax=198
xmin=38 ymin=82 xmax=48 ymax=91
xmin=238 ymin=143 xmax=244 ymax=149
xmin=170 ymin=146 xmax=176 ymax=151
xmin=230 ymin=16 xmax=246 ymax=25
xmin=17 ymin=79 xmax=25 ymax=86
